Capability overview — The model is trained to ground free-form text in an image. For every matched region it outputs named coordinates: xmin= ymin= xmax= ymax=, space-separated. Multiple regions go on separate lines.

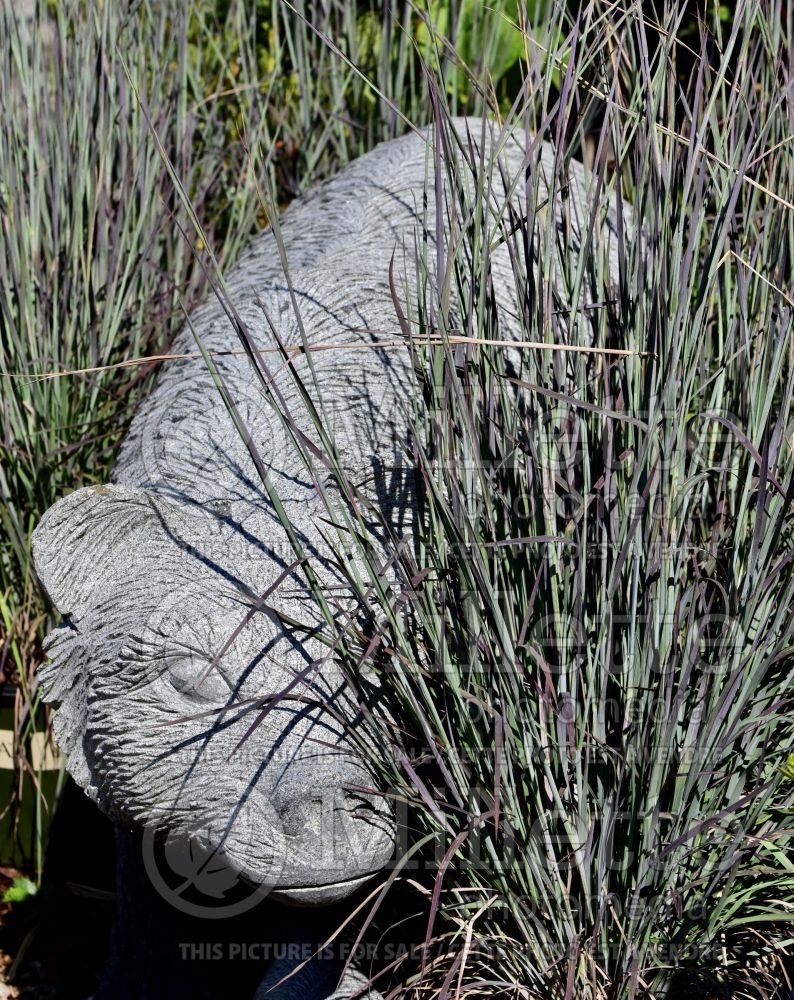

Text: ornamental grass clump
xmin=250 ymin=4 xmax=793 ymax=997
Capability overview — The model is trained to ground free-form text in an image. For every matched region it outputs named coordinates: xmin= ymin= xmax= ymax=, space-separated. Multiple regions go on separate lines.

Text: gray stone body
xmin=32 ymin=118 xmax=629 ymax=997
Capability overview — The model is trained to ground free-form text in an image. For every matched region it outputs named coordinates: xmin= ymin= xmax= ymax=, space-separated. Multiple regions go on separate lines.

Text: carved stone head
xmin=33 ymin=483 xmax=395 ymax=905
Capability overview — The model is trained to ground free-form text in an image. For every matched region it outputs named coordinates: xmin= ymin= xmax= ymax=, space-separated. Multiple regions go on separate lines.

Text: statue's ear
xmin=32 ymin=483 xmax=173 ymax=620
xmin=32 ymin=484 xmax=179 ymax=802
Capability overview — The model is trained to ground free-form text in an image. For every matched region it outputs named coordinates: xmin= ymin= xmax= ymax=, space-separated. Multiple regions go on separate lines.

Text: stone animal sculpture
xmin=32 ymin=117 xmax=630 ymax=998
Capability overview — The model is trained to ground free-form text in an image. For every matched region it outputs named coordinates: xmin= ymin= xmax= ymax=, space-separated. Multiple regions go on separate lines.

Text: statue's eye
xmin=168 ymin=655 xmax=231 ymax=703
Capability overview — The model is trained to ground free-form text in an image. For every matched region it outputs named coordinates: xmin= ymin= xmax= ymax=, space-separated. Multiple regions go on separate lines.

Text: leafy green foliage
xmin=415 ymin=0 xmax=551 ymax=95
xmin=3 ymin=875 xmax=37 ymax=904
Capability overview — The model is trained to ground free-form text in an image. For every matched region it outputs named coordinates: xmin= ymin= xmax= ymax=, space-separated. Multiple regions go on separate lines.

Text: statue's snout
xmin=267 ymin=758 xmax=395 ymax=904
